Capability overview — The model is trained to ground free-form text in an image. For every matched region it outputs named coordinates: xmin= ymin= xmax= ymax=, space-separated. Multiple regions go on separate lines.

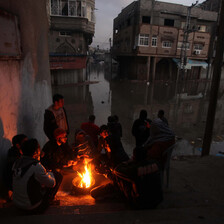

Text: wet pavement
xmin=1 ymin=155 xmax=224 ymax=224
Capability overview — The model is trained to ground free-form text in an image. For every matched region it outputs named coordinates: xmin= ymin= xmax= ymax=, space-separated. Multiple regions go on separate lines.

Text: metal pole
xmin=202 ymin=0 xmax=224 ymax=156
xmin=109 ymin=38 xmax=112 ymax=79
xmin=180 ymin=1 xmax=198 ymax=79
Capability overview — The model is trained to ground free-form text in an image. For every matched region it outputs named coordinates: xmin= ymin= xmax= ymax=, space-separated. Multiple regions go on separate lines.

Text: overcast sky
xmin=92 ymin=0 xmax=205 ymax=49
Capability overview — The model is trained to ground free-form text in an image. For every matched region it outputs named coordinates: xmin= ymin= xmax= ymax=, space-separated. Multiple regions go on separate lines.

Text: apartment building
xmin=113 ymin=0 xmax=217 ymax=81
xmin=47 ymin=0 xmax=95 ymax=84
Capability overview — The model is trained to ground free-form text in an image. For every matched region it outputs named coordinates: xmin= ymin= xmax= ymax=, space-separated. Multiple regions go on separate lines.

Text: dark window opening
xmin=164 ymin=19 xmax=174 ymax=27
xmin=142 ymin=16 xmax=151 ymax=24
xmin=127 ymin=18 xmax=131 ymax=26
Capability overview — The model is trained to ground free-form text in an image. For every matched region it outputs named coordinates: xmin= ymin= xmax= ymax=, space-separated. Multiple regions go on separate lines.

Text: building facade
xmin=113 ymin=0 xmax=217 ymax=81
xmin=0 ymin=0 xmax=52 ymax=194
xmin=48 ymin=0 xmax=95 ymax=84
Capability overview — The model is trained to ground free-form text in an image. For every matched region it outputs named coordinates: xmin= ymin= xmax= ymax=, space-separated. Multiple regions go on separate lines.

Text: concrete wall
xmin=0 ymin=0 xmax=52 ymax=190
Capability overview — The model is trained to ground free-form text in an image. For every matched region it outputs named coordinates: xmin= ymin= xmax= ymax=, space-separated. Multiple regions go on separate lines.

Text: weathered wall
xmin=0 ymin=0 xmax=52 ymax=191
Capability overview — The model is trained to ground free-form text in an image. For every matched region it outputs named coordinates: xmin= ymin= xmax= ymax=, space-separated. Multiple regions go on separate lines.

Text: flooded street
xmin=52 ymin=62 xmax=224 ymax=157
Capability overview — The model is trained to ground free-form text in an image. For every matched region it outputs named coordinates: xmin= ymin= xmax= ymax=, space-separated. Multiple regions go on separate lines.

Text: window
xmin=194 ymin=44 xmax=203 ymax=50
xmin=181 ymin=22 xmax=186 ymax=29
xmin=50 ymin=0 xmax=87 ymax=18
xmin=164 ymin=19 xmax=174 ymax=27
xmin=197 ymin=25 xmax=206 ymax=32
xmin=151 ymin=37 xmax=157 ymax=47
xmin=162 ymin=41 xmax=172 ymax=48
xmin=142 ymin=16 xmax=151 ymax=24
xmin=138 ymin=34 xmax=149 ymax=46
xmin=177 ymin=42 xmax=190 ymax=50
xmin=59 ymin=31 xmax=72 ymax=36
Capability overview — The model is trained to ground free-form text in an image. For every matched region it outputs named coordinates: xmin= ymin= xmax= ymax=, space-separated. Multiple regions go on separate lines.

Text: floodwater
xmin=52 ymin=62 xmax=224 ymax=157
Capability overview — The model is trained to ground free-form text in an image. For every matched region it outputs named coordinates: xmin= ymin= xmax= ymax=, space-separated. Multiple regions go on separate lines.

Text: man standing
xmin=44 ymin=94 xmax=69 ymax=140
xmin=132 ymin=110 xmax=151 ymax=147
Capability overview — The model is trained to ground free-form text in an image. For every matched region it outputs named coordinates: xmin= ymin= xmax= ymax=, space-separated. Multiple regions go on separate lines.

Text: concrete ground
xmin=0 ymin=155 xmax=224 ymax=224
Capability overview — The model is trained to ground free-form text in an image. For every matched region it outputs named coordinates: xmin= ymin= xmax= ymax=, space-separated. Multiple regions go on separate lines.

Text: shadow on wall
xmin=0 ymin=118 xmax=11 ymax=198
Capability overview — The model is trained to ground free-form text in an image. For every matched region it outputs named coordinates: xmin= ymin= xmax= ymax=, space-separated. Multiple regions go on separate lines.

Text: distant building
xmin=112 ymin=0 xmax=217 ymax=81
xmin=199 ymin=0 xmax=221 ymax=12
xmin=47 ymin=0 xmax=95 ymax=84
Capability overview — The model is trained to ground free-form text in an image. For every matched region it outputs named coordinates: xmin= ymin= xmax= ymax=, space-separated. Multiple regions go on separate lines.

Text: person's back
xmin=132 ymin=110 xmax=151 ymax=147
xmin=107 ymin=115 xmax=122 ymax=139
xmin=80 ymin=115 xmax=100 ymax=147
xmin=157 ymin=110 xmax=168 ymax=126
xmin=72 ymin=129 xmax=97 ymax=159
xmin=13 ymin=139 xmax=56 ymax=212
xmin=145 ymin=118 xmax=175 ymax=167
xmin=106 ymin=134 xmax=129 ymax=168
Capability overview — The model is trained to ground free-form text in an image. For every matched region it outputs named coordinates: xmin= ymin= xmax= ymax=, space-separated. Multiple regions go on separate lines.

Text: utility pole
xmin=180 ymin=1 xmax=198 ymax=78
xmin=109 ymin=38 xmax=112 ymax=78
xmin=202 ymin=0 xmax=224 ymax=156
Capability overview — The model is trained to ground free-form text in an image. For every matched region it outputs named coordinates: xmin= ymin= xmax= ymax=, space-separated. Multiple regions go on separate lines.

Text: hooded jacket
xmin=12 ymin=156 xmax=55 ymax=210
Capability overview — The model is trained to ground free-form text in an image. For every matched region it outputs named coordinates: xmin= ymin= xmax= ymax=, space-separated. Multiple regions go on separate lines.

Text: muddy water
xmin=52 ymin=62 xmax=224 ymax=157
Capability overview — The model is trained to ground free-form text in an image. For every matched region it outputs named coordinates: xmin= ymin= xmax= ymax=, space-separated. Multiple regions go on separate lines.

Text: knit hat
xmin=54 ymin=128 xmax=66 ymax=139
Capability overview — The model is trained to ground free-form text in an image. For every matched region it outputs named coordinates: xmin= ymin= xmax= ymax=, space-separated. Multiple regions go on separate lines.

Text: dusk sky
xmin=91 ymin=0 xmax=205 ymax=49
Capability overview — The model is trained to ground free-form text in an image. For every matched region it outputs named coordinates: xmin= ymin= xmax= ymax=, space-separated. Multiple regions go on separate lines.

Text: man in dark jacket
xmin=41 ymin=128 xmax=74 ymax=172
xmin=44 ymin=94 xmax=69 ymax=140
xmin=132 ymin=110 xmax=152 ymax=147
xmin=97 ymin=125 xmax=129 ymax=169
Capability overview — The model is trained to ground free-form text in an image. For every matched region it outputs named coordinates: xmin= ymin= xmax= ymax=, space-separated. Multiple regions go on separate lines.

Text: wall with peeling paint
xmin=0 ymin=0 xmax=52 ymax=195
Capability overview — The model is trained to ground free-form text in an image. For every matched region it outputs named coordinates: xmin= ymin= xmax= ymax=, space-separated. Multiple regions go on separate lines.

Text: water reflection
xmin=53 ymin=62 xmax=224 ymax=156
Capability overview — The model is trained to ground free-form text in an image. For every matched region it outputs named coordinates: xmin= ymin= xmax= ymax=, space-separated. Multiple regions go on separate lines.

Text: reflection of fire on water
xmin=72 ymin=159 xmax=95 ymax=191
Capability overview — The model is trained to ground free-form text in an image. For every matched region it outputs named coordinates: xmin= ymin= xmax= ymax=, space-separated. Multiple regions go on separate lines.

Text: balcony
xmin=50 ymin=16 xmax=95 ymax=34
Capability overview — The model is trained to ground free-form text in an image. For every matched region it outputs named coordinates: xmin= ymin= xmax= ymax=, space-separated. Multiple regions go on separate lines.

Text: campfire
xmin=72 ymin=158 xmax=96 ymax=194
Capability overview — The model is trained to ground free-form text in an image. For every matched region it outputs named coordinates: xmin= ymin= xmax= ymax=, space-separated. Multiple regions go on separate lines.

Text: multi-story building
xmin=199 ymin=0 xmax=221 ymax=12
xmin=113 ymin=0 xmax=217 ymax=81
xmin=47 ymin=0 xmax=95 ymax=84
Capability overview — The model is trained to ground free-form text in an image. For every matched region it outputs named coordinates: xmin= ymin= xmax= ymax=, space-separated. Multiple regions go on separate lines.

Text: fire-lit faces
xmin=57 ymin=133 xmax=67 ymax=145
xmin=76 ymin=133 xmax=86 ymax=143
xmin=100 ymin=130 xmax=109 ymax=139
xmin=33 ymin=146 xmax=41 ymax=161
xmin=54 ymin=98 xmax=64 ymax=109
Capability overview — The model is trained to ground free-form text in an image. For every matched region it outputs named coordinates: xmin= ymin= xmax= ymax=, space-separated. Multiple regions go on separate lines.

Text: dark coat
xmin=132 ymin=118 xmax=152 ymax=147
xmin=41 ymin=140 xmax=73 ymax=171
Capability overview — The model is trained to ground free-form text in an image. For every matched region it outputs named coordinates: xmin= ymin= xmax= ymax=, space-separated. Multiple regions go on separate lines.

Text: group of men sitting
xmin=3 ymin=94 xmax=175 ymax=213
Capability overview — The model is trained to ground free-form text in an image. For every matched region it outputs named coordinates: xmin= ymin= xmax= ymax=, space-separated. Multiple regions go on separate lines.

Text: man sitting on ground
xmin=41 ymin=128 xmax=74 ymax=172
xmin=12 ymin=139 xmax=59 ymax=213
xmin=4 ymin=134 xmax=28 ymax=199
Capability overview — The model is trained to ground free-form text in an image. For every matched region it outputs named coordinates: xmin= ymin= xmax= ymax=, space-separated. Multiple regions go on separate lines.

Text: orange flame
xmin=76 ymin=160 xmax=93 ymax=188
